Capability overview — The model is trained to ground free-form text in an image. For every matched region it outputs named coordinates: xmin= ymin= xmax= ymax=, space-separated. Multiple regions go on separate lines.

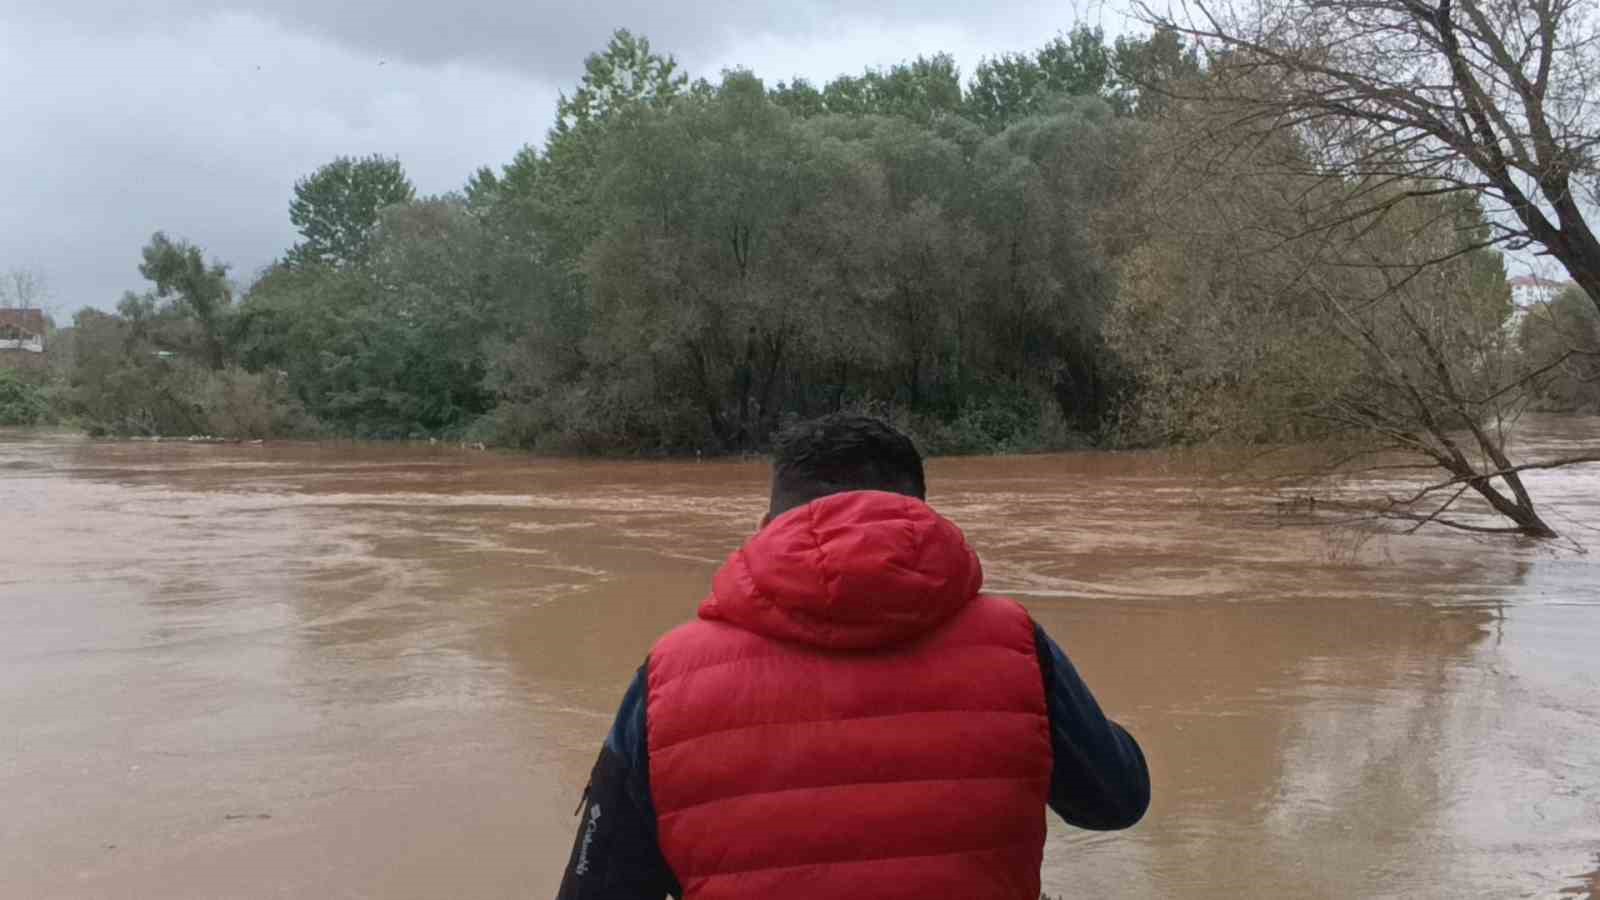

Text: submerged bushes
xmin=0 ymin=369 xmax=51 ymax=426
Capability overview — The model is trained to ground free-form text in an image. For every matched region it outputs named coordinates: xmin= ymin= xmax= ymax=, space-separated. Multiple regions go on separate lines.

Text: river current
xmin=2 ymin=421 xmax=1597 ymax=898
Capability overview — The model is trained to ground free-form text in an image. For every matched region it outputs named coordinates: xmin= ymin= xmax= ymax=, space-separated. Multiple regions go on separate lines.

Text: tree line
xmin=48 ymin=28 xmax=1191 ymax=451
xmin=27 ymin=17 xmax=1600 ymax=533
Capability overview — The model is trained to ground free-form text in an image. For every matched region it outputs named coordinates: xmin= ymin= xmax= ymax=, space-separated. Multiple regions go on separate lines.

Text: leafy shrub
xmin=179 ymin=365 xmax=314 ymax=439
xmin=0 ymin=369 xmax=51 ymax=426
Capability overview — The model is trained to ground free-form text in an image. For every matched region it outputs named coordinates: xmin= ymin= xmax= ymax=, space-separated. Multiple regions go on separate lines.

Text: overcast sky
xmin=1 ymin=1 xmax=1133 ymax=315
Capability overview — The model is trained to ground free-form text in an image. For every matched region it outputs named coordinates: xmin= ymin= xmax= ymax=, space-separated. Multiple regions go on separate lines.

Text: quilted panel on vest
xmin=647 ymin=596 xmax=1051 ymax=900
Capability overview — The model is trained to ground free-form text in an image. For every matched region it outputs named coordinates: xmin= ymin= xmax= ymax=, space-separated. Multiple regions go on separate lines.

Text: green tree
xmin=65 ymin=237 xmax=307 ymax=438
xmin=576 ymin=70 xmax=831 ymax=450
xmin=553 ymin=29 xmax=687 ymax=135
xmin=136 ymin=232 xmax=233 ymax=369
xmin=475 ymin=34 xmax=1148 ymax=453
xmin=967 ymin=27 xmax=1111 ymax=131
xmin=0 ymin=369 xmax=51 ymax=426
xmin=542 ymin=27 xmax=692 ymax=260
xmin=1519 ymin=285 xmax=1600 ymax=410
xmin=468 ymin=29 xmax=697 ymax=448
xmin=805 ymin=115 xmax=978 ymax=412
xmin=817 ymin=55 xmax=965 ymax=124
xmin=238 ymin=195 xmax=512 ymax=438
xmin=481 ymin=30 xmax=691 ymax=308
xmin=768 ymin=78 xmax=826 ymax=118
xmin=1036 ymin=28 xmax=1112 ymax=98
xmin=286 ymin=155 xmax=416 ymax=269
xmin=967 ymin=97 xmax=1142 ymax=430
xmin=231 ymin=261 xmax=371 ymax=421
xmin=1108 ymin=29 xmax=1203 ymax=118
xmin=65 ymin=309 xmax=182 ymax=436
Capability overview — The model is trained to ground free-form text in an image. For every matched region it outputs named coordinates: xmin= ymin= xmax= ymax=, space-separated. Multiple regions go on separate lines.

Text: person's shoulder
xmin=971 ymin=592 xmax=1033 ymax=615
xmin=651 ymin=615 xmax=742 ymax=652
xmin=931 ymin=594 xmax=1040 ymax=658
xmin=647 ymin=615 xmax=766 ymax=685
xmin=965 ymin=593 xmax=1038 ymax=629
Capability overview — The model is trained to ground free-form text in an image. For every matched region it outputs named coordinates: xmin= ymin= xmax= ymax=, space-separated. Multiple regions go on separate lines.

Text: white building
xmin=1509 ymin=275 xmax=1570 ymax=309
xmin=0 ymin=308 xmax=47 ymax=370
xmin=0 ymin=333 xmax=44 ymax=353
xmin=1507 ymin=275 xmax=1574 ymax=328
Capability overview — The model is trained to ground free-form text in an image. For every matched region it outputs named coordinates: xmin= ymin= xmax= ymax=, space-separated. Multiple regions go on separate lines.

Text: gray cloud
xmin=20 ymin=0 xmax=1106 ymax=80
xmin=1 ymin=1 xmax=1110 ymax=315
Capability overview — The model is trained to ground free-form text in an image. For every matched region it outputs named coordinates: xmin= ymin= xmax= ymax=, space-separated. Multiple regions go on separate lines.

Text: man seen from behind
xmin=556 ymin=414 xmax=1150 ymax=899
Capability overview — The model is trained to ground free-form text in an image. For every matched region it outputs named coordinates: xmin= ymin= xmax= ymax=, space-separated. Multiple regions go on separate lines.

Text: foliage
xmin=469 ymin=62 xmax=1143 ymax=454
xmin=1143 ymin=0 xmax=1600 ymax=315
xmin=180 ymin=365 xmax=310 ymax=440
xmin=1121 ymin=0 xmax=1600 ymax=536
xmin=42 ymin=27 xmax=1297 ymax=453
xmin=0 ymin=369 xmax=51 ymax=426
xmin=1107 ymin=96 xmax=1569 ymax=534
xmin=553 ymin=30 xmax=688 ymax=134
xmin=286 ymin=155 xmax=416 ymax=269
xmin=797 ymin=54 xmax=965 ymax=124
xmin=67 ymin=307 xmax=307 ymax=438
xmin=132 ymin=232 xmax=233 ymax=369
xmin=1108 ymin=28 xmax=1203 ymax=118
xmin=60 ymin=22 xmax=1597 ymax=535
xmin=1520 ymin=285 xmax=1600 ymax=410
xmin=236 ymin=196 xmax=512 ymax=438
xmin=967 ymin=26 xmax=1112 ymax=130
xmin=63 ymin=235 xmax=305 ymax=438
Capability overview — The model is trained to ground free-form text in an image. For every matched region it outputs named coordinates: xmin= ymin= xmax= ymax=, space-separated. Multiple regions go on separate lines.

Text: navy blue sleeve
xmin=1034 ymin=623 xmax=1151 ymax=830
xmin=555 ymin=664 xmax=681 ymax=900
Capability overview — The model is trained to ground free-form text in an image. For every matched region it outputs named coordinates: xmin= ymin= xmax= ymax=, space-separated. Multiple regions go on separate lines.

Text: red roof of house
xmin=0 ymin=308 xmax=46 ymax=335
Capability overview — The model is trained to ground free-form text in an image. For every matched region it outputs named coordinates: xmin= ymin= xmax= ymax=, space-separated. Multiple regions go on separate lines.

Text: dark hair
xmin=769 ymin=414 xmax=926 ymax=517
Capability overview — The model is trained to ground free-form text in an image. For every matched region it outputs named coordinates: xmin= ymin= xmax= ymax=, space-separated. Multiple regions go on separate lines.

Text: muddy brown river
xmin=3 ymin=420 xmax=1598 ymax=899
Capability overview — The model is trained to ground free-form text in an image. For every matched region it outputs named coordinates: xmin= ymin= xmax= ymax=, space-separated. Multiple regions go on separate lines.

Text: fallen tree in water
xmin=1116 ymin=0 xmax=1600 ymax=536
xmin=1108 ymin=113 xmax=1599 ymax=537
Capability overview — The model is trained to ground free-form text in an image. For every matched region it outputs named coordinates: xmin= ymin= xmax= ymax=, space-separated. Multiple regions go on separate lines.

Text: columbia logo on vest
xmin=573 ymin=803 xmax=602 ymax=876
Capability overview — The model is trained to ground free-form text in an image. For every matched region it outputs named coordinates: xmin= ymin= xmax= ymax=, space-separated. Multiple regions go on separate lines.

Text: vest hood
xmin=701 ymin=490 xmax=984 ymax=650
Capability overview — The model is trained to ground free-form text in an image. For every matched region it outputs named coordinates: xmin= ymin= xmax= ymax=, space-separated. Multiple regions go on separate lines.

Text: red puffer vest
xmin=647 ymin=491 xmax=1052 ymax=899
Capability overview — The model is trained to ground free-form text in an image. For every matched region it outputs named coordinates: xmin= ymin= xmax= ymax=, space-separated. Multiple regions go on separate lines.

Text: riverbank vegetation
xmin=61 ymin=28 xmax=1178 ymax=453
xmin=0 ymin=369 xmax=52 ymax=426
xmin=33 ymin=5 xmax=1600 ymax=535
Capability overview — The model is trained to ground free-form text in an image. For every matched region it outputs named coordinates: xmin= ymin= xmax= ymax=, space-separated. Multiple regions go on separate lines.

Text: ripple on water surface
xmin=2 ymin=424 xmax=1598 ymax=899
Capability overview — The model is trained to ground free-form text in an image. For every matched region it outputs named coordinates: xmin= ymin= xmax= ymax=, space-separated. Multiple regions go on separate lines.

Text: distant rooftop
xmin=0 ymin=307 xmax=47 ymax=358
xmin=0 ymin=308 xmax=47 ymax=334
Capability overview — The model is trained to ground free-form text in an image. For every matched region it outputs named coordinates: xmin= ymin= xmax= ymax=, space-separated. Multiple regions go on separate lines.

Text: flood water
xmin=3 ymin=420 xmax=1598 ymax=899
